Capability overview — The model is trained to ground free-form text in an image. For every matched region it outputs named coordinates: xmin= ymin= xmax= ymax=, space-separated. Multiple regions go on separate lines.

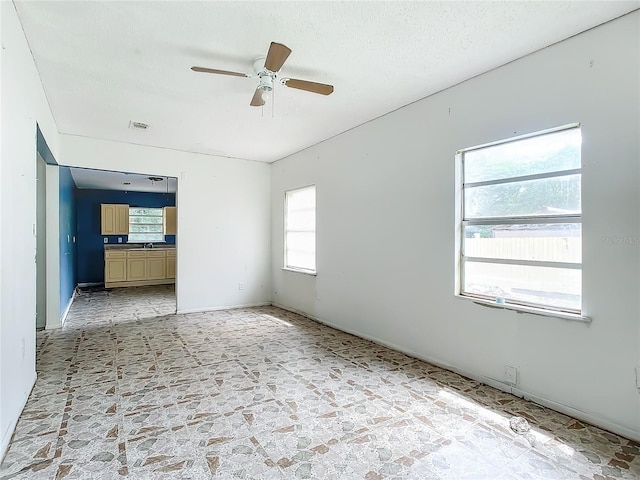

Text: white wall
xmin=44 ymin=165 xmax=60 ymax=329
xmin=0 ymin=2 xmax=61 ymax=458
xmin=1 ymin=0 xmax=271 ymax=458
xmin=59 ymin=136 xmax=272 ymax=314
xmin=36 ymin=154 xmax=47 ymax=329
xmin=271 ymin=12 xmax=640 ymax=440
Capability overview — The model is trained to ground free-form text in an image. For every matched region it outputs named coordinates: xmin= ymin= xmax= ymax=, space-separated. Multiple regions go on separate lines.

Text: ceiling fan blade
xmin=264 ymin=42 xmax=291 ymax=72
xmin=284 ymin=78 xmax=334 ymax=95
xmin=191 ymin=66 xmax=248 ymax=77
xmin=250 ymin=88 xmax=265 ymax=107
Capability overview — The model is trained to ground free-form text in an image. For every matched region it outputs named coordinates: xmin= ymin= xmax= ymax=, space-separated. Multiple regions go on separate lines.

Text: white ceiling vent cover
xmin=129 ymin=121 xmax=149 ymax=131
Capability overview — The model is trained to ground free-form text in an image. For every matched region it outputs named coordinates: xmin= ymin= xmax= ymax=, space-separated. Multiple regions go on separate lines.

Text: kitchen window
xmin=128 ymin=207 xmax=164 ymax=243
xmin=457 ymin=124 xmax=582 ymax=316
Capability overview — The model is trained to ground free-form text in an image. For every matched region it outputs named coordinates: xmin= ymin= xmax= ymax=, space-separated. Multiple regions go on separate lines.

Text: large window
xmin=284 ymin=185 xmax=316 ymax=273
xmin=458 ymin=125 xmax=582 ymax=315
xmin=128 ymin=207 xmax=164 ymax=243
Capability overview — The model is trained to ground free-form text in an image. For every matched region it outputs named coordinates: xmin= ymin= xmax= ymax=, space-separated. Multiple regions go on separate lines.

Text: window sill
xmin=126 ymin=242 xmax=166 ymax=245
xmin=282 ymin=267 xmax=317 ymax=276
xmin=127 ymin=241 xmax=167 ymax=244
xmin=456 ymin=294 xmax=590 ymax=323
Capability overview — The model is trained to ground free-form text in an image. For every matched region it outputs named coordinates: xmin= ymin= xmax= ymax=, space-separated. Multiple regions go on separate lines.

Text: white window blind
xmin=285 ymin=185 xmax=316 ymax=273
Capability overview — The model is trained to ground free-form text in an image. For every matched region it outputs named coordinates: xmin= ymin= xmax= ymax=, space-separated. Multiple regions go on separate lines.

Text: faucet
xmin=145 ymin=243 xmax=154 ymax=249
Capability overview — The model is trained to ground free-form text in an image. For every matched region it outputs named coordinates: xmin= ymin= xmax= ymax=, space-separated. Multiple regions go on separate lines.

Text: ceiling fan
xmin=191 ymin=42 xmax=334 ymax=107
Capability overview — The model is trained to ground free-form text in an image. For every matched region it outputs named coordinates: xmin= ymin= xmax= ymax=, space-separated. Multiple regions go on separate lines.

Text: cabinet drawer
xmin=105 ymin=251 xmax=126 ymax=259
xmin=147 ymin=251 xmax=166 ymax=258
xmin=166 ymin=250 xmax=176 ymax=258
xmin=127 ymin=250 xmax=147 ymax=258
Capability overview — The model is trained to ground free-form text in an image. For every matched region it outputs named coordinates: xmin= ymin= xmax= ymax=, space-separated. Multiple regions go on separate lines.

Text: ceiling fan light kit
xmin=192 ymin=42 xmax=334 ymax=107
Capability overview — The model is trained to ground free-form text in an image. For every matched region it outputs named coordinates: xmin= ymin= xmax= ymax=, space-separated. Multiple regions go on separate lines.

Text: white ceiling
xmin=70 ymin=168 xmax=178 ymax=193
xmin=14 ymin=1 xmax=639 ymax=163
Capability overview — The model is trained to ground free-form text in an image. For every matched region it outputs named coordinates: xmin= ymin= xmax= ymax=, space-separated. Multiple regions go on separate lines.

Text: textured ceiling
xmin=14 ymin=1 xmax=639 ymax=163
xmin=70 ymin=168 xmax=177 ymax=193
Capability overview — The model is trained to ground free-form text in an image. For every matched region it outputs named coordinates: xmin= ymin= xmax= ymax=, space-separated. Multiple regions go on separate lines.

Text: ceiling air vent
xmin=129 ymin=121 xmax=149 ymax=131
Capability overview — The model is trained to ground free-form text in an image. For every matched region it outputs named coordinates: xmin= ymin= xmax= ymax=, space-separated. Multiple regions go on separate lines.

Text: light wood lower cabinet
xmin=105 ymin=248 xmax=175 ymax=288
xmin=127 ymin=251 xmax=148 ymax=281
xmin=147 ymin=251 xmax=167 ymax=280
xmin=105 ymin=251 xmax=127 ymax=283
xmin=166 ymin=251 xmax=176 ymax=279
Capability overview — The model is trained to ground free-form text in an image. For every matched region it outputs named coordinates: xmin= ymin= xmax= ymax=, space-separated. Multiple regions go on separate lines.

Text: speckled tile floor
xmin=1 ymin=285 xmax=638 ymax=480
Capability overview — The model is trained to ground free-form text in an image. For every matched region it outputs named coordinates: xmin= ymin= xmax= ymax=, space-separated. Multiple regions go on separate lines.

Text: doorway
xmin=70 ymin=167 xmax=178 ymax=313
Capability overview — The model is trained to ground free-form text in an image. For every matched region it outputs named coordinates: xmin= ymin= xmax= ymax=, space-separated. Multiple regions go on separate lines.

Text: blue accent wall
xmin=59 ymin=166 xmax=77 ymax=316
xmin=76 ymin=189 xmax=176 ymax=284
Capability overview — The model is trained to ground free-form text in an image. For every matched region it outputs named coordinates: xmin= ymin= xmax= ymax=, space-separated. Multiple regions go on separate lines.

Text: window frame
xmin=456 ymin=123 xmax=587 ymax=320
xmin=127 ymin=207 xmax=165 ymax=244
xmin=283 ymin=185 xmax=317 ymax=275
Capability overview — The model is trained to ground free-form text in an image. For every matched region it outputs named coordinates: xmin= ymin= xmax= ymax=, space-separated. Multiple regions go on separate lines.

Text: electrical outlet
xmin=505 ymin=365 xmax=518 ymax=385
xmin=21 ymin=338 xmax=25 ymax=359
xmin=238 ymin=283 xmax=244 ymax=290
xmin=104 ymin=237 xmax=108 ymax=244
xmin=636 ymin=366 xmax=640 ymax=389
xmin=118 ymin=237 xmax=122 ymax=243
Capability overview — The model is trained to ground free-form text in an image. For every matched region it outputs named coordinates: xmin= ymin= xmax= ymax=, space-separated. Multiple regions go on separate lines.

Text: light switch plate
xmin=103 ymin=237 xmax=108 ymax=244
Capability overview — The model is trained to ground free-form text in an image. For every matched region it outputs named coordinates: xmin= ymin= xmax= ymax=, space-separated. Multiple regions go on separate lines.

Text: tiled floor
xmin=1 ymin=286 xmax=638 ymax=479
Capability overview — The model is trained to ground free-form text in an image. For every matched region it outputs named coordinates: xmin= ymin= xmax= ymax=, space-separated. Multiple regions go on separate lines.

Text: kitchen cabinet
xmin=126 ymin=250 xmax=147 ymax=281
xmin=166 ymin=250 xmax=176 ymax=279
xmin=163 ymin=206 xmax=177 ymax=235
xmin=101 ymin=204 xmax=129 ymax=235
xmin=105 ymin=251 xmax=126 ymax=283
xmin=147 ymin=251 xmax=167 ymax=280
xmin=105 ymin=247 xmax=176 ymax=288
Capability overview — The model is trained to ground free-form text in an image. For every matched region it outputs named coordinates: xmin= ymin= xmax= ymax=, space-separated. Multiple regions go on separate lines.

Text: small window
xmin=284 ymin=185 xmax=316 ymax=273
xmin=458 ymin=125 xmax=582 ymax=315
xmin=128 ymin=207 xmax=164 ymax=243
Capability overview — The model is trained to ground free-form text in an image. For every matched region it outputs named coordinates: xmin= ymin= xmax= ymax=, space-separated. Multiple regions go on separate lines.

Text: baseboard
xmin=272 ymin=303 xmax=640 ymax=443
xmin=0 ymin=372 xmax=37 ymax=463
xmin=60 ymin=287 xmax=77 ymax=328
xmin=77 ymin=282 xmax=102 ymax=288
xmin=46 ymin=286 xmax=78 ymax=330
xmin=510 ymin=388 xmax=640 ymax=443
xmin=177 ymin=301 xmax=271 ymax=315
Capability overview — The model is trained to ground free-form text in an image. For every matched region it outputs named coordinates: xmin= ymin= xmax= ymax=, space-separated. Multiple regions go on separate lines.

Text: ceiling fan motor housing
xmin=258 ymin=76 xmax=273 ymax=92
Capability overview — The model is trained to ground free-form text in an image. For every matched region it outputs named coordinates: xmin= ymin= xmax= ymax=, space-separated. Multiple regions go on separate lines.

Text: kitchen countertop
xmin=104 ymin=244 xmax=176 ymax=251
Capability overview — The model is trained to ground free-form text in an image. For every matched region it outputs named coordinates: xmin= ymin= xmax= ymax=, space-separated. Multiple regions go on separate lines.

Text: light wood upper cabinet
xmin=101 ymin=204 xmax=129 ymax=235
xmin=163 ymin=206 xmax=176 ymax=235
